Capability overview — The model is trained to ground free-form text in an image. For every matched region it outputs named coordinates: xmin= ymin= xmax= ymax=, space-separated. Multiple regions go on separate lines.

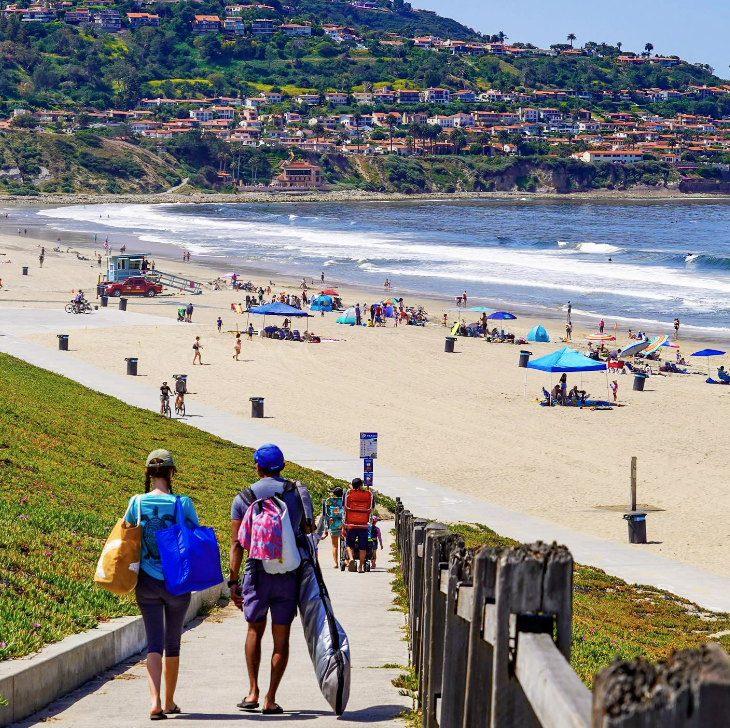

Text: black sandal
xmin=164 ymin=705 xmax=181 ymax=715
xmin=262 ymin=705 xmax=284 ymax=715
xmin=150 ymin=710 xmax=168 ymax=721
xmin=237 ymin=700 xmax=260 ymax=711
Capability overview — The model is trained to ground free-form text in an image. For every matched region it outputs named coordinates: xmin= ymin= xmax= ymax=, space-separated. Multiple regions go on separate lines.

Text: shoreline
xmin=2 ymin=187 xmax=730 ymax=207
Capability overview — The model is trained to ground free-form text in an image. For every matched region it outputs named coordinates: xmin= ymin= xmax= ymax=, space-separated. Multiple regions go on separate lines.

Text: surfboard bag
xmin=298 ymin=538 xmax=351 ymax=715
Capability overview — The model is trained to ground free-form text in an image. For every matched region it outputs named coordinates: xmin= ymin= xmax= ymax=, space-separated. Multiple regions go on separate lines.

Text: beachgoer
xmin=174 ymin=376 xmax=186 ymax=412
xmin=611 ymin=380 xmax=618 ymax=403
xmin=599 ymin=319 xmax=605 ymax=333
xmin=463 ymin=291 xmax=467 ymax=306
xmin=192 ymin=337 xmax=202 ymax=365
xmin=344 ymin=478 xmax=374 ymax=573
xmin=442 ymin=314 xmax=448 ymax=327
xmin=674 ymin=318 xmax=680 ymax=339
xmin=229 ymin=444 xmax=314 ymax=715
xmin=565 ymin=323 xmax=572 ymax=341
xmin=368 ymin=516 xmax=383 ymax=568
xmin=247 ymin=323 xmax=254 ymax=340
xmin=217 ymin=317 xmax=222 ymax=333
xmin=97 ymin=254 xmax=102 ymax=268
xmin=125 ymin=450 xmax=200 ymax=720
xmin=355 ymin=304 xmax=361 ymax=327
xmin=233 ymin=334 xmax=241 ymax=360
xmin=185 ymin=303 xmax=193 ymax=323
xmin=322 ymin=486 xmax=344 ymax=568
xmin=559 ymin=373 xmax=568 ymax=400
xmin=567 ymin=301 xmax=572 ymax=324
xmin=159 ymin=381 xmax=172 ymax=415
xmin=321 ymin=271 xmax=324 ymax=283
xmin=39 ymin=252 xmax=44 ymax=268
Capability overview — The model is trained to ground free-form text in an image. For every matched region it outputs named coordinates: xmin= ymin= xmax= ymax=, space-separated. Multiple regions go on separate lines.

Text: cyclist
xmin=173 ymin=375 xmax=187 ymax=412
xmin=159 ymin=381 xmax=172 ymax=415
xmin=74 ymin=289 xmax=87 ymax=312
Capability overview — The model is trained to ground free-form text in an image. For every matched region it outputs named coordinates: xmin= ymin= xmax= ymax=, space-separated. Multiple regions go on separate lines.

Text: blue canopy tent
xmin=691 ymin=348 xmax=726 ymax=376
xmin=526 ymin=346 xmax=609 ymax=402
xmin=526 ymin=324 xmax=550 ymax=343
xmin=248 ymin=301 xmax=311 ymax=331
xmin=310 ymin=295 xmax=333 ymax=312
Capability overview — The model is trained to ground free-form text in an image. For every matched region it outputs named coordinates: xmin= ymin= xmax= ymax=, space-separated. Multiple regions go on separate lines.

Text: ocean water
xmin=25 ymin=198 xmax=730 ymax=334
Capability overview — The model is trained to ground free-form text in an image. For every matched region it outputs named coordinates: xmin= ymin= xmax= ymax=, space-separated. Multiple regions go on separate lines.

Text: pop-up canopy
xmin=248 ymin=302 xmax=309 ymax=317
xmin=526 ymin=347 xmax=608 ymax=402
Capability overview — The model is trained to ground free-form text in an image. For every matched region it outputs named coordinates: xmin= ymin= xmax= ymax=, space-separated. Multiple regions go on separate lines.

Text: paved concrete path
xmin=12 ymin=528 xmax=409 ymax=727
xmin=3 ymin=330 xmax=730 ymax=613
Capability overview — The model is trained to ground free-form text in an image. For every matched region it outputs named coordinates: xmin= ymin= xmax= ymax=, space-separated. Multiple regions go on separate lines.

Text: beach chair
xmin=292 ymin=330 xmax=302 ymax=342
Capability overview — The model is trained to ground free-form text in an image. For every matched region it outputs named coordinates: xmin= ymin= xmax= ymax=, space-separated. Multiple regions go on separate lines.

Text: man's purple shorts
xmin=242 ymin=570 xmax=298 ymax=625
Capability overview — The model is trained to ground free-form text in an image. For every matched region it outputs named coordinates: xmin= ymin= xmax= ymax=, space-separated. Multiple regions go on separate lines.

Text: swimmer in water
xmin=608 ymin=257 xmax=612 ymax=262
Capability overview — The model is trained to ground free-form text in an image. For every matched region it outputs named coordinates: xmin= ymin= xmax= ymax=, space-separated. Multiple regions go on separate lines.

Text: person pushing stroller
xmin=343 ymin=478 xmax=374 ymax=573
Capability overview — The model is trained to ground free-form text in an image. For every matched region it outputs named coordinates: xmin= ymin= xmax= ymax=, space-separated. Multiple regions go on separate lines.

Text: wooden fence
xmin=394 ymin=499 xmax=730 ymax=728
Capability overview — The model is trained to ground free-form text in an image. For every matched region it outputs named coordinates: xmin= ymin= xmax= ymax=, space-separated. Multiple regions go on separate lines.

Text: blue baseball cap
xmin=253 ymin=443 xmax=285 ymax=472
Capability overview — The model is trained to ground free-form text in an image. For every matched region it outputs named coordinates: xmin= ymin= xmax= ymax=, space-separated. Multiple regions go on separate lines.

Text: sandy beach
xmin=2 ymin=225 xmax=730 ymax=580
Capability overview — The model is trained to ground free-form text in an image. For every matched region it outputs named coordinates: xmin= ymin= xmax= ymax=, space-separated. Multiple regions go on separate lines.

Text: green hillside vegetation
xmin=0 ymin=353 xmax=366 ymax=660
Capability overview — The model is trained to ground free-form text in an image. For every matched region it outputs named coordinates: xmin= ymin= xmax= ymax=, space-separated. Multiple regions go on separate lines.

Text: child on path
xmin=611 ymin=379 xmax=618 ymax=403
xmin=368 ymin=517 xmax=383 ymax=568
xmin=192 ymin=337 xmax=203 ymax=365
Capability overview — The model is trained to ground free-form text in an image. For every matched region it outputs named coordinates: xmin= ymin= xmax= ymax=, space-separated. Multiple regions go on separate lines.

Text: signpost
xmin=360 ymin=432 xmax=377 ymax=488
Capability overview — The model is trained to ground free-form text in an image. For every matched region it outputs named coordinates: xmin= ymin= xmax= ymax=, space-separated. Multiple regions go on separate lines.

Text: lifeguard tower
xmin=106 ymin=253 xmax=202 ymax=293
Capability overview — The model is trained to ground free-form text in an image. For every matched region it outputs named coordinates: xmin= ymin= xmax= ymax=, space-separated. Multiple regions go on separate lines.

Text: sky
xmin=414 ymin=0 xmax=730 ymax=80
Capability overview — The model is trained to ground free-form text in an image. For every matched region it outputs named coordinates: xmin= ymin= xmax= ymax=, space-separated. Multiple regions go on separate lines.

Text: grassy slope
xmin=448 ymin=524 xmax=730 ymax=686
xmin=0 ymin=353 xmax=354 ymax=660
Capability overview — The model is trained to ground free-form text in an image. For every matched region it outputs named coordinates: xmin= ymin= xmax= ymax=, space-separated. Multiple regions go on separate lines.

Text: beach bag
xmin=94 ymin=496 xmax=142 ymax=595
xmin=344 ymin=489 xmax=373 ymax=529
xmin=156 ymin=497 xmax=224 ymax=596
xmin=298 ymin=536 xmax=351 ymax=715
xmin=238 ymin=495 xmax=301 ymax=575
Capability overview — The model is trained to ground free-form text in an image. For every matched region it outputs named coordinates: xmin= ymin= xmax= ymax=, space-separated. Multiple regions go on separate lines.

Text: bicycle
xmin=65 ymin=300 xmax=91 ymax=314
xmin=161 ymin=396 xmax=171 ymax=418
xmin=174 ymin=395 xmax=185 ymax=417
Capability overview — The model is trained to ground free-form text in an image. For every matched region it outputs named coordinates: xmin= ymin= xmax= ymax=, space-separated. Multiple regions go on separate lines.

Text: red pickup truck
xmin=102 ymin=277 xmax=163 ymax=298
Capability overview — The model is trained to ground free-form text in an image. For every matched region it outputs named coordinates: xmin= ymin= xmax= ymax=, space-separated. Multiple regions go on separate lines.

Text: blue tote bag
xmin=156 ymin=497 xmax=224 ymax=596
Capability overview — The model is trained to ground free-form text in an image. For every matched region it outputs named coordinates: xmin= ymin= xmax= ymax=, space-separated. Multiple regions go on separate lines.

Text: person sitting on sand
xmin=551 ymin=384 xmax=563 ymax=404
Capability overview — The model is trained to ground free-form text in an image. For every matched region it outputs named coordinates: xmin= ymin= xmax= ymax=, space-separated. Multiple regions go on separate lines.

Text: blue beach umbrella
xmin=487 ymin=311 xmax=517 ymax=336
xmin=691 ymin=348 xmax=726 ymax=376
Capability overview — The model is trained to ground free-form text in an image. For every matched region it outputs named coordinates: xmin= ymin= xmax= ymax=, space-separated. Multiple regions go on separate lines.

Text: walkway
xmin=12 ymin=528 xmax=408 ymax=727
xmin=3 ymin=330 xmax=730 ymax=613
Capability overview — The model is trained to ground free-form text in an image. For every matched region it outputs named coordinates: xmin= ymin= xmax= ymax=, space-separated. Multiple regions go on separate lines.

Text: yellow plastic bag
xmin=94 ymin=496 xmax=142 ymax=595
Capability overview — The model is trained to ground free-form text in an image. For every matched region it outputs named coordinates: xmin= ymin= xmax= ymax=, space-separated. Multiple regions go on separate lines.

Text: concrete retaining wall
xmin=0 ymin=583 xmax=223 ymax=727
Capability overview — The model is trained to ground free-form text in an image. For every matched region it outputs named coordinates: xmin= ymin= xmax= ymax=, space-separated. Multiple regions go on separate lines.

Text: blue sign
xmin=363 ymin=457 xmax=374 ymax=473
xmin=364 ymin=472 xmax=373 ymax=486
xmin=360 ymin=432 xmax=378 ymax=458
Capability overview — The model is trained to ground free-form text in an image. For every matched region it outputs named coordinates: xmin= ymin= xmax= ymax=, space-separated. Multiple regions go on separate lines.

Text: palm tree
xmin=497 ymin=31 xmax=507 ymax=44
xmin=353 ymin=112 xmax=361 ymax=154
xmin=616 ymin=41 xmax=622 ymax=54
xmin=384 ymin=113 xmax=399 ymax=153
xmin=567 ymin=33 xmax=576 ymax=48
xmin=311 ymin=123 xmax=325 ymax=149
xmin=644 ymin=42 xmax=654 ymax=58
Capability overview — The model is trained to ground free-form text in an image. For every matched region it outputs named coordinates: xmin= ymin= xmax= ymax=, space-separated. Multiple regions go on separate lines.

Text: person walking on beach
xmin=229 ymin=444 xmax=314 ymax=715
xmin=321 ymin=271 xmax=324 ymax=284
xmin=125 ymin=449 xmax=201 ymax=720
xmin=321 ymin=486 xmax=345 ymax=568
xmin=185 ymin=303 xmax=193 ymax=323
xmin=343 ymin=478 xmax=374 ymax=573
xmin=567 ymin=301 xmax=572 ymax=324
xmin=97 ymin=254 xmax=102 ymax=268
xmin=599 ymin=318 xmax=605 ymax=333
xmin=674 ymin=318 xmax=680 ymax=339
xmin=566 ymin=322 xmax=572 ymax=341
xmin=463 ymin=290 xmax=467 ymax=307
xmin=217 ymin=317 xmax=223 ymax=333
xmin=247 ymin=323 xmax=254 ymax=340
xmin=233 ymin=334 xmax=242 ymax=360
xmin=611 ymin=380 xmax=618 ymax=403
xmin=192 ymin=337 xmax=203 ymax=365
xmin=39 ymin=247 xmax=45 ymax=268
xmin=355 ymin=304 xmax=361 ymax=327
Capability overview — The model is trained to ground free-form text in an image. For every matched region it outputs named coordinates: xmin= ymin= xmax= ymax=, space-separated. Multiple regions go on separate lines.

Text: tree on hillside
xmin=448 ymin=127 xmax=466 ymax=155
xmin=616 ymin=41 xmax=622 ymax=54
xmin=311 ymin=122 xmax=326 ymax=148
xmin=353 ymin=111 xmax=362 ymax=154
xmin=384 ymin=113 xmax=399 ymax=153
xmin=567 ymin=33 xmax=576 ymax=48
xmin=644 ymin=42 xmax=654 ymax=58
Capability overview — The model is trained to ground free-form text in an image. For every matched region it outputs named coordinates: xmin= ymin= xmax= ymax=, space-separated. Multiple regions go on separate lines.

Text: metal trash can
xmin=250 ymin=397 xmax=264 ymax=418
xmin=96 ymin=283 xmax=106 ymax=297
xmin=57 ymin=334 xmax=69 ymax=351
xmin=623 ymin=510 xmax=647 ymax=544
xmin=119 ymin=297 xmax=128 ymax=312
xmin=125 ymin=357 xmax=138 ymax=376
xmin=445 ymin=336 xmax=456 ymax=353
xmin=22 ymin=266 xmax=28 ymax=276
xmin=519 ymin=350 xmax=533 ymax=368
xmin=100 ymin=295 xmax=108 ymax=308
xmin=633 ymin=373 xmax=646 ymax=391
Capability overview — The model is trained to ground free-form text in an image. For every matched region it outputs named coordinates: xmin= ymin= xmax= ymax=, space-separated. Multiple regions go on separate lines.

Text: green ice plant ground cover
xmin=0 ymin=353 xmax=354 ymax=661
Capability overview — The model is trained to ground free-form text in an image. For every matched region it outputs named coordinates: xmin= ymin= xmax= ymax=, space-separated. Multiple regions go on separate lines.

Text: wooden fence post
xmin=463 ymin=546 xmax=500 ymax=728
xmin=490 ymin=542 xmax=573 ymax=728
xmin=592 ymin=643 xmax=730 ymax=728
xmin=409 ymin=518 xmax=427 ymax=674
xmin=438 ymin=542 xmax=471 ymax=728
xmin=420 ymin=525 xmax=453 ymax=728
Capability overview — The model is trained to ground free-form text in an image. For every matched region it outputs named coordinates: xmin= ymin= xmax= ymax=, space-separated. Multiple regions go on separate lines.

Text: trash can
xmin=519 ymin=350 xmax=533 ymax=368
xmin=445 ymin=336 xmax=456 ymax=353
xmin=119 ymin=297 xmax=128 ymax=312
xmin=100 ymin=295 xmax=108 ymax=308
xmin=57 ymin=334 xmax=69 ymax=351
xmin=623 ymin=510 xmax=647 ymax=544
xmin=250 ymin=397 xmax=264 ymax=418
xmin=633 ymin=373 xmax=646 ymax=391
xmin=125 ymin=357 xmax=138 ymax=376
xmin=22 ymin=266 xmax=28 ymax=276
xmin=96 ymin=283 xmax=106 ymax=297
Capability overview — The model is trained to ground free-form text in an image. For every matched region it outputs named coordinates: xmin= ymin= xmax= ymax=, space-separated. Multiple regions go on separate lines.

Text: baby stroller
xmin=339 ymin=528 xmax=373 ymax=572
